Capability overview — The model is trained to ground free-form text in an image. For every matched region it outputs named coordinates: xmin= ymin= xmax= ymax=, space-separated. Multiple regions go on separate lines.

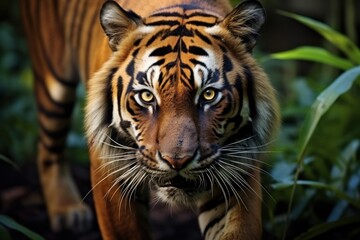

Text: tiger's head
xmin=86 ymin=0 xmax=279 ymax=207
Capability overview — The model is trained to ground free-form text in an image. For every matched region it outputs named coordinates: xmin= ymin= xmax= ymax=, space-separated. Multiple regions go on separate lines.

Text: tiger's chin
xmin=153 ymin=176 xmax=207 ymax=208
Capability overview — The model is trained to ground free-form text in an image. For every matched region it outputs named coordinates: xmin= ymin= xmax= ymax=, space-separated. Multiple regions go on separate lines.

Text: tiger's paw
xmin=49 ymin=202 xmax=93 ymax=233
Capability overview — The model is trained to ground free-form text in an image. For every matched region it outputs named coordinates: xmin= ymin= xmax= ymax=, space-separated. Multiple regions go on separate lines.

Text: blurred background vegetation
xmin=0 ymin=0 xmax=359 ymax=239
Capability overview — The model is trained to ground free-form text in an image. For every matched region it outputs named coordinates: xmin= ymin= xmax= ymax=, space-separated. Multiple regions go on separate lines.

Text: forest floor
xmin=0 ymin=161 xmax=202 ymax=240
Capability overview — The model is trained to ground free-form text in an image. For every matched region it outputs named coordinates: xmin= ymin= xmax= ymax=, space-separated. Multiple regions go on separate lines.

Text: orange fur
xmin=21 ymin=0 xmax=279 ymax=239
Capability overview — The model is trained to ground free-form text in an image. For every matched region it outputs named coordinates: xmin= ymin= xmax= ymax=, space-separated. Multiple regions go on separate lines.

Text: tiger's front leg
xmin=198 ymin=169 xmax=262 ymax=240
xmin=34 ymin=78 xmax=93 ymax=232
xmin=90 ymin=148 xmax=153 ymax=240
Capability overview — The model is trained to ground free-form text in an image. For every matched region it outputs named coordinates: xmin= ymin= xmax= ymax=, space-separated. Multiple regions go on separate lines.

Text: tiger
xmin=20 ymin=0 xmax=280 ymax=239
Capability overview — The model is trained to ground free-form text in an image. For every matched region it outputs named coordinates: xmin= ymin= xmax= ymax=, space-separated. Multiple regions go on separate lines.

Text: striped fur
xmin=21 ymin=0 xmax=279 ymax=239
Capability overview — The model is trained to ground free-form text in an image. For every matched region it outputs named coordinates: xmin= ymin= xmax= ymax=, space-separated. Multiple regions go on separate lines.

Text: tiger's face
xmin=86 ymin=1 xmax=279 ymax=207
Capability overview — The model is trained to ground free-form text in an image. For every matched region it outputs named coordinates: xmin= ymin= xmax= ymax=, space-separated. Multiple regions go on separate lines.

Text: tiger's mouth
xmin=157 ymin=175 xmax=198 ymax=190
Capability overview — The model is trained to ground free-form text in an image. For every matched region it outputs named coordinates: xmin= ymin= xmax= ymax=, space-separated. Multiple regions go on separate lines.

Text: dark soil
xmin=0 ymin=161 xmax=202 ymax=240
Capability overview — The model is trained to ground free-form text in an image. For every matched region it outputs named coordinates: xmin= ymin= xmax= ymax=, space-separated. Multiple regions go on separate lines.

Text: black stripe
xmin=212 ymin=35 xmax=222 ymax=41
xmin=39 ymin=123 xmax=70 ymax=139
xmin=165 ymin=61 xmax=176 ymax=70
xmin=126 ymin=96 xmax=136 ymax=116
xmin=132 ymin=48 xmax=140 ymax=57
xmin=222 ymin=75 xmax=244 ymax=131
xmin=223 ymin=55 xmax=233 ymax=72
xmin=186 ymin=12 xmax=218 ymax=18
xmin=219 ymin=95 xmax=233 ymax=116
xmin=145 ymin=30 xmax=163 ymax=46
xmin=181 ymin=40 xmax=188 ymax=53
xmin=162 ymin=25 xmax=193 ymax=39
xmin=150 ymin=11 xmax=218 ymax=20
xmin=186 ymin=20 xmax=215 ymax=27
xmin=52 ymin=1 xmax=60 ymax=25
xmin=104 ymin=68 xmax=117 ymax=125
xmin=150 ymin=12 xmax=184 ymax=18
xmin=41 ymin=141 xmax=65 ymax=154
xmin=150 ymin=45 xmax=173 ymax=57
xmin=116 ymin=75 xmax=123 ymax=122
xmin=134 ymin=38 xmax=142 ymax=46
xmin=199 ymin=195 xmax=225 ymax=213
xmin=190 ymin=59 xmax=206 ymax=67
xmin=244 ymin=65 xmax=258 ymax=120
xmin=240 ymin=120 xmax=255 ymax=139
xmin=126 ymin=59 xmax=135 ymax=76
xmin=157 ymin=72 xmax=164 ymax=88
xmin=180 ymin=64 xmax=194 ymax=89
xmin=37 ymin=103 xmax=73 ymax=118
xmin=180 ymin=75 xmax=192 ymax=89
xmin=146 ymin=20 xmax=179 ymax=26
xmin=189 ymin=46 xmax=208 ymax=56
xmin=35 ymin=1 xmax=78 ymax=88
xmin=151 ymin=59 xmax=166 ymax=67
xmin=212 ymin=223 xmax=225 ymax=239
xmin=194 ymin=29 xmax=211 ymax=44
xmin=235 ymin=74 xmax=243 ymax=115
xmin=136 ymin=72 xmax=146 ymax=85
xmin=43 ymin=158 xmax=60 ymax=168
xmin=219 ymin=44 xmax=227 ymax=53
xmin=204 ymin=69 xmax=220 ymax=85
xmin=203 ymin=213 xmax=226 ymax=238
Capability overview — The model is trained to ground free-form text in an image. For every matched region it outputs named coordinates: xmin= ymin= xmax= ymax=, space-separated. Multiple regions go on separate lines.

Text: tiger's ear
xmin=100 ymin=1 xmax=142 ymax=51
xmin=221 ymin=0 xmax=265 ymax=51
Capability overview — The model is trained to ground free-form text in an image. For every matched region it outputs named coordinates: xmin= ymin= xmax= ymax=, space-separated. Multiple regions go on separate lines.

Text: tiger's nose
xmin=159 ymin=153 xmax=193 ymax=170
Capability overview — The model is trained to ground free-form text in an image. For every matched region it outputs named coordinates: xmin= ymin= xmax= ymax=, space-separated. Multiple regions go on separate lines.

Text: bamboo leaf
xmin=279 ymin=11 xmax=360 ymax=64
xmin=272 ymin=180 xmax=360 ymax=209
xmin=0 ymin=215 xmax=45 ymax=240
xmin=297 ymin=67 xmax=360 ymax=158
xmin=270 ymin=46 xmax=354 ymax=70
xmin=0 ymin=154 xmax=20 ymax=171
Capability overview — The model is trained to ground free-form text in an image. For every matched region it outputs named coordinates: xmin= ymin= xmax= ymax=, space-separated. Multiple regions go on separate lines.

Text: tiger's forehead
xmin=130 ymin=8 xmax=226 ymax=91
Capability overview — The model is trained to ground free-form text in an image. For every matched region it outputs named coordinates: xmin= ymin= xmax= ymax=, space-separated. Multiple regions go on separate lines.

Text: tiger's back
xmin=20 ymin=0 xmax=279 ymax=239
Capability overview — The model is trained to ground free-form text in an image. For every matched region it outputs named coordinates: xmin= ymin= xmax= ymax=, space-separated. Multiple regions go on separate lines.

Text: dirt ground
xmin=0 ymin=162 xmax=202 ymax=240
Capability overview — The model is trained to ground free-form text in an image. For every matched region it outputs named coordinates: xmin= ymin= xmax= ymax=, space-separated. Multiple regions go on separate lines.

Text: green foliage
xmin=270 ymin=46 xmax=354 ymax=70
xmin=1 ymin=1 xmax=359 ymax=239
xmin=276 ymin=11 xmax=360 ymax=65
xmin=0 ymin=215 xmax=44 ymax=240
xmin=0 ymin=14 xmax=88 ymax=166
xmin=266 ymin=9 xmax=360 ymax=240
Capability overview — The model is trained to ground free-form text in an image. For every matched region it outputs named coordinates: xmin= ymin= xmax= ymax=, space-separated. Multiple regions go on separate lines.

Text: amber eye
xmin=202 ymin=88 xmax=217 ymax=102
xmin=140 ymin=90 xmax=154 ymax=103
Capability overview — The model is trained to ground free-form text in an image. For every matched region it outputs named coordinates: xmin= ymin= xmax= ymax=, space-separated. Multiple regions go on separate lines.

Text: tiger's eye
xmin=203 ymin=89 xmax=216 ymax=101
xmin=140 ymin=90 xmax=154 ymax=103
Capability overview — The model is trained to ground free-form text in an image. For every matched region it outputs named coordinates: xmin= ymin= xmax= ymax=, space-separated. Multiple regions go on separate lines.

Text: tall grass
xmin=266 ymin=9 xmax=360 ymax=240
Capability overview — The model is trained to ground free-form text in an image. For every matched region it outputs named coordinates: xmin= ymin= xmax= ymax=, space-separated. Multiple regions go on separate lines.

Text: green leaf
xmin=279 ymin=11 xmax=360 ymax=64
xmin=270 ymin=46 xmax=354 ymax=70
xmin=0 ymin=154 xmax=20 ymax=171
xmin=0 ymin=215 xmax=45 ymax=240
xmin=272 ymin=180 xmax=360 ymax=209
xmin=297 ymin=66 xmax=360 ymax=159
xmin=294 ymin=216 xmax=360 ymax=240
